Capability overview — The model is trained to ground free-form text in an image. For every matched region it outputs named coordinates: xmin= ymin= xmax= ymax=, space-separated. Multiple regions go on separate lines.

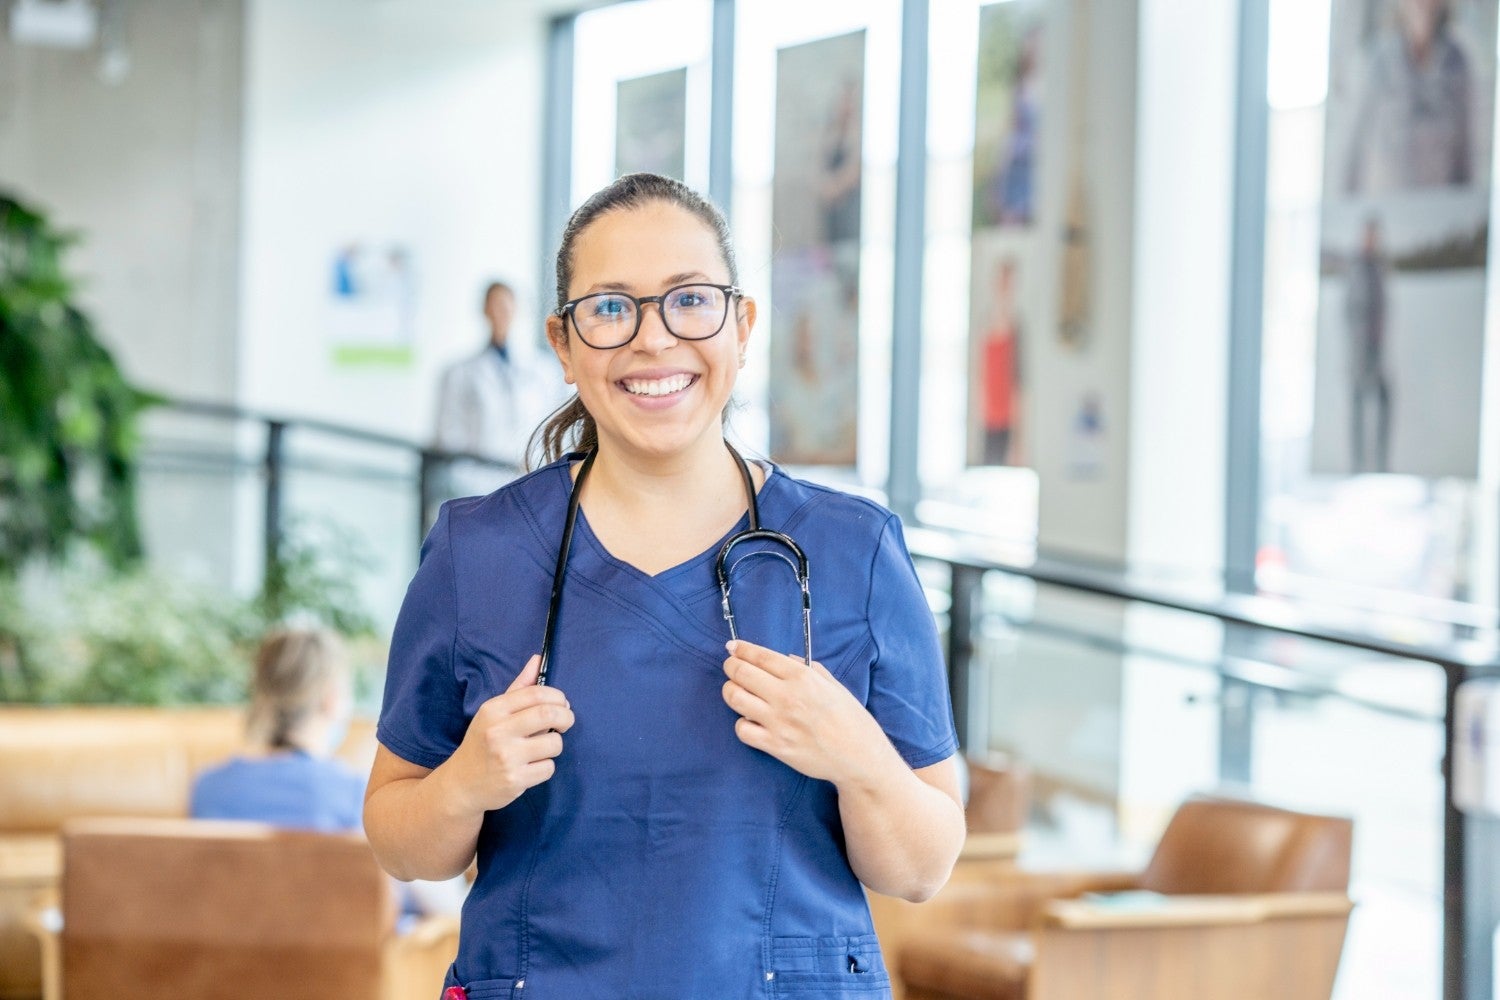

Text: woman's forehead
xmin=570 ymin=202 xmax=726 ymax=287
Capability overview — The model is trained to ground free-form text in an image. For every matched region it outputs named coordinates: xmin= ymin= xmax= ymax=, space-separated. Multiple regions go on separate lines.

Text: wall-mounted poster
xmin=615 ymin=68 xmax=687 ymax=181
xmin=1310 ymin=0 xmax=1496 ymax=478
xmin=968 ymin=235 xmax=1028 ymax=467
xmin=972 ymin=0 xmax=1045 ymax=231
xmin=968 ymin=0 xmax=1044 ymax=467
xmin=328 ymin=241 xmax=416 ymax=367
xmin=769 ymin=31 xmax=864 ymax=466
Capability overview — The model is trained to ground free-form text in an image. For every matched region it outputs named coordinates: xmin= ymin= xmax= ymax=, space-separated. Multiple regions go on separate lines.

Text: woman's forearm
xmin=364 ymin=760 xmax=485 ymax=882
xmin=836 ymin=746 xmax=965 ymax=902
xmin=365 ymin=658 xmax=574 ymax=883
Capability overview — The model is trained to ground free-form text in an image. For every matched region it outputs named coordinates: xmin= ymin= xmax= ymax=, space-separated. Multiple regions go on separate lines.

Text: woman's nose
xmin=632 ymin=302 xmax=677 ymax=353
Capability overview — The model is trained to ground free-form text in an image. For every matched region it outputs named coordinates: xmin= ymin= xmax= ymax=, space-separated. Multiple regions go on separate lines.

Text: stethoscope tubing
xmin=537 ymin=449 xmax=595 ymax=687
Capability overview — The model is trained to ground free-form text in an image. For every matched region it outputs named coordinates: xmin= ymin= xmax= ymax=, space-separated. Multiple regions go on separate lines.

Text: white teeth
xmin=622 ymin=374 xmax=694 ymax=397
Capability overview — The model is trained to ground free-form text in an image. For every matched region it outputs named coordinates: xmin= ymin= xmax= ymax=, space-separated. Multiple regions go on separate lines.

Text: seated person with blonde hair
xmin=193 ymin=627 xmax=466 ymax=920
xmin=192 ymin=628 xmax=364 ymax=830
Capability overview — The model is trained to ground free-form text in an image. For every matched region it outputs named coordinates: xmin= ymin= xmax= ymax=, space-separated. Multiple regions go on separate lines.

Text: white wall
xmin=0 ymin=0 xmax=244 ymax=402
xmin=239 ymin=0 xmax=558 ymax=442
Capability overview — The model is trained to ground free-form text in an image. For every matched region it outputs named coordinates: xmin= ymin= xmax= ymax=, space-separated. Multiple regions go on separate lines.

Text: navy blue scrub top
xmin=377 ymin=456 xmax=958 ymax=1000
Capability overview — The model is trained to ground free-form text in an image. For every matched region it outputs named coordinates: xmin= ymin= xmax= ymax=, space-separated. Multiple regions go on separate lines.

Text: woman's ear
xmin=735 ymin=296 xmax=757 ymax=353
xmin=546 ymin=314 xmax=576 ymax=385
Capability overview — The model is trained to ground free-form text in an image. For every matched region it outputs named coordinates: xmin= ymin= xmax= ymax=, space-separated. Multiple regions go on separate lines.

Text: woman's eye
xmin=591 ymin=296 xmax=631 ymax=319
xmin=671 ymin=290 xmax=708 ymax=309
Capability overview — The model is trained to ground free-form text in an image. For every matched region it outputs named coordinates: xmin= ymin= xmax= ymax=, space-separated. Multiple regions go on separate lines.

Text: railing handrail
xmin=152 ymin=396 xmax=520 ymax=471
xmin=905 ymin=526 xmax=1500 ymax=676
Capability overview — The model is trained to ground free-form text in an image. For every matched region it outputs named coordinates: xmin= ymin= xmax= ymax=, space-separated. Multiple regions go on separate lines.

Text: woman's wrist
xmin=430 ymin=754 xmax=493 ymax=825
xmin=829 ymin=721 xmax=906 ymax=799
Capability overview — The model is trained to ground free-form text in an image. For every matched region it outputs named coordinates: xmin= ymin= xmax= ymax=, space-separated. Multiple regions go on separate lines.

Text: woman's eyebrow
xmin=586 ymin=272 xmax=712 ymax=294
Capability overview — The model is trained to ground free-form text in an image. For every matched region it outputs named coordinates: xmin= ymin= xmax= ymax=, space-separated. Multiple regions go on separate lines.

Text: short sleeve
xmin=865 ymin=515 xmax=959 ymax=769
xmin=376 ymin=503 xmax=469 ymax=770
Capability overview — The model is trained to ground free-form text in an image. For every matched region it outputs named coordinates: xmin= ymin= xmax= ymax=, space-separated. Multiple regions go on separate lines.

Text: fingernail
xmin=725 ymin=640 xmax=736 ymax=653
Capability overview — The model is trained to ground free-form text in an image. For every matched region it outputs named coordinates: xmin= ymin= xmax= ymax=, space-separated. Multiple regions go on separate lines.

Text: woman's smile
xmin=617 ymin=369 xmax=701 ymax=408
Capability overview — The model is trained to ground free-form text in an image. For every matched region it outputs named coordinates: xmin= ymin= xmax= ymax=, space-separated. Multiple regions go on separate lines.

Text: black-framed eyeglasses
xmin=557 ymin=282 xmax=742 ymax=350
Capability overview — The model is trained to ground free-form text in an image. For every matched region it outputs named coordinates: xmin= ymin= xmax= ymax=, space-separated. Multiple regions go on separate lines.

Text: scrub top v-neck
xmin=378 ymin=456 xmax=957 ymax=1000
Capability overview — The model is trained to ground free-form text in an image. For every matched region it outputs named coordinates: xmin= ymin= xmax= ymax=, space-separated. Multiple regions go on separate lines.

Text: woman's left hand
xmin=721 ymin=639 xmax=887 ymax=785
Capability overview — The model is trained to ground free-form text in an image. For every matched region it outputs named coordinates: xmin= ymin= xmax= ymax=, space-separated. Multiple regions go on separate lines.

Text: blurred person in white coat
xmin=433 ymin=281 xmax=562 ymax=487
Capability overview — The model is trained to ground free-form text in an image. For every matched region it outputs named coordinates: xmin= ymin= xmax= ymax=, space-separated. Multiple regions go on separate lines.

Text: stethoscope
xmin=536 ymin=442 xmax=812 ymax=687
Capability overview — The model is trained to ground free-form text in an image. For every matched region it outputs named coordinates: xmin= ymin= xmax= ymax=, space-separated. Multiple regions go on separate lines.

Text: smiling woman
xmin=362 ymin=172 xmax=965 ymax=1000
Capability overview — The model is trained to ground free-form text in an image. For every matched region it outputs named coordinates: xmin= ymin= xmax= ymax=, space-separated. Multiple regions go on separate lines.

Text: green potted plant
xmin=0 ymin=191 xmax=155 ymax=576
xmin=0 ymin=193 xmax=382 ymax=707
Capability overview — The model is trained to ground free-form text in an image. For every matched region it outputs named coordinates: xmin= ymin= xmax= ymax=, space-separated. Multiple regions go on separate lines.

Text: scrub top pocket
xmin=448 ymin=976 xmax=521 ymax=999
xmin=768 ymin=934 xmax=891 ymax=996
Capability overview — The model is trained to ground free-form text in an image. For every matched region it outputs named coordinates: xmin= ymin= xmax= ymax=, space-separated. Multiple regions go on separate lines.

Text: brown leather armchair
xmin=894 ymin=795 xmax=1354 ymax=1000
xmin=32 ymin=817 xmax=457 ymax=1000
xmin=0 ymin=706 xmax=382 ymax=1000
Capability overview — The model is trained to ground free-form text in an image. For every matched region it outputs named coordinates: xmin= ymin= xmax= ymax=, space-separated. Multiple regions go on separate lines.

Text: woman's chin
xmin=603 ymin=415 xmax=724 ymax=461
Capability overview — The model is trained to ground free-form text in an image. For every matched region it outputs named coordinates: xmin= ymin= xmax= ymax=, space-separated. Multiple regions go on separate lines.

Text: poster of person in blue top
xmin=365 ymin=173 xmax=964 ymax=1000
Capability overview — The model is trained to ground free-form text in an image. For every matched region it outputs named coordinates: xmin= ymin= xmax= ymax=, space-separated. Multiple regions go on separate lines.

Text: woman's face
xmin=1398 ymin=0 xmax=1443 ymax=48
xmin=548 ymin=201 xmax=755 ymax=463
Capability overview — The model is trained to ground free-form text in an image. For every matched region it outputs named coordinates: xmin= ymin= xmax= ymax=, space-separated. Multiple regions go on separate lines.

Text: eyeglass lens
xmin=571 ymin=284 xmax=730 ymax=348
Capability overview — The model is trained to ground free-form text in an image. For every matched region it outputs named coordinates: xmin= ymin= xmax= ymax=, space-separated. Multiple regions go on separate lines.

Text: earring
xmin=737 ymin=352 xmax=746 ymax=369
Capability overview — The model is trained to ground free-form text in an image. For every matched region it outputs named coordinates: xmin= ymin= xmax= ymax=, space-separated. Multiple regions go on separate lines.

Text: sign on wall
xmin=328 ymin=241 xmax=417 ymax=368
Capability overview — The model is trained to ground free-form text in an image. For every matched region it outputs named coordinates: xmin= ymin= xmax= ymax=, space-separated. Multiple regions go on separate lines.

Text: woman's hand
xmin=441 ymin=654 xmax=574 ymax=815
xmin=721 ymin=639 xmax=887 ymax=785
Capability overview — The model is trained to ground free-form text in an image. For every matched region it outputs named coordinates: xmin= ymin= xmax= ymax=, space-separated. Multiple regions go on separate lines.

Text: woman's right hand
xmin=443 ymin=654 xmax=573 ymax=815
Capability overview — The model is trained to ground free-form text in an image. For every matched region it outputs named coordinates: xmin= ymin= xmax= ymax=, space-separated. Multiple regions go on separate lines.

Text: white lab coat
xmin=432 ymin=346 xmax=563 ymax=467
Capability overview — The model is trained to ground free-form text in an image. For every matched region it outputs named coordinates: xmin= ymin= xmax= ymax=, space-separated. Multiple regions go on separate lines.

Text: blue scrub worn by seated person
xmin=191 ymin=750 xmax=365 ymax=832
xmin=192 ymin=743 xmax=466 ymax=928
xmin=378 ymin=455 xmax=958 ymax=1000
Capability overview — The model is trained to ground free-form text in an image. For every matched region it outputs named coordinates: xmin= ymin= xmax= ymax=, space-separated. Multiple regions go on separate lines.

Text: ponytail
xmin=245 ymin=628 xmax=346 ymax=751
xmin=528 ymin=394 xmax=598 ymax=470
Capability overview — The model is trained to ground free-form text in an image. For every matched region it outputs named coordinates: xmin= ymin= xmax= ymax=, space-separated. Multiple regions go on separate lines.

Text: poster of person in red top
xmin=972 ymin=255 xmax=1025 ymax=467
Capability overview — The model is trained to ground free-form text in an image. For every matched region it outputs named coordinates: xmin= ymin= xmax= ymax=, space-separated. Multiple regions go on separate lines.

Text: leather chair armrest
xmin=1040 ymin=891 xmax=1353 ymax=930
xmin=1029 ymin=892 xmax=1355 ymax=1000
xmin=884 ymin=867 xmax=1141 ymax=937
xmin=958 ymin=831 xmax=1022 ymax=861
xmin=23 ymin=886 xmax=61 ymax=1000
